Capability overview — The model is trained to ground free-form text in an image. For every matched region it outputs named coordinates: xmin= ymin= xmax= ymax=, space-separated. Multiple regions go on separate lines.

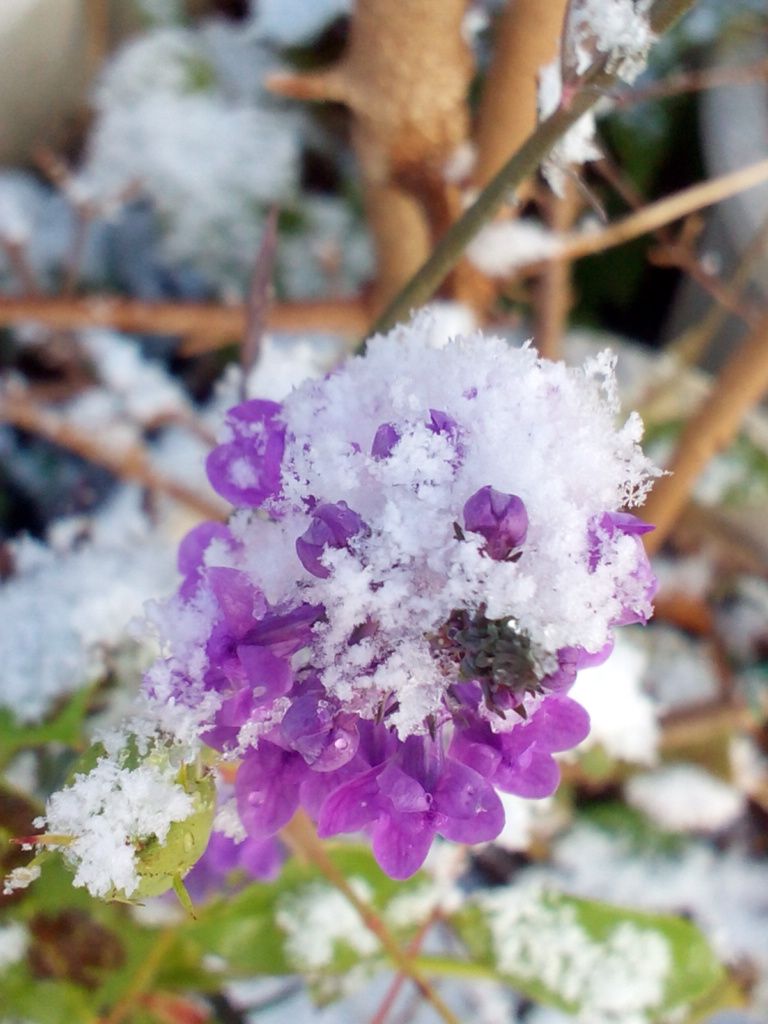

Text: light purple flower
xmin=206 ymin=399 xmax=285 ymax=507
xmin=589 ymin=511 xmax=657 ymax=625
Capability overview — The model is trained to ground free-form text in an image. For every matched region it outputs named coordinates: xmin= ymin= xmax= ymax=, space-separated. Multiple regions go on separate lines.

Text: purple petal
xmin=371 ymin=423 xmax=400 ymax=460
xmin=377 ymin=762 xmax=430 ymax=813
xmin=296 ymin=501 xmax=364 ymax=578
xmin=237 ymin=645 xmax=293 ymax=704
xmin=206 ymin=400 xmax=285 ymax=508
xmin=434 ymin=758 xmax=501 ymax=822
xmin=207 ymin=567 xmax=267 ymax=636
xmin=534 ymin=696 xmax=591 ymax=751
xmin=317 ymin=766 xmax=385 ymax=836
xmin=236 ymin=743 xmax=305 ymax=837
xmin=372 ymin=814 xmax=434 ymax=879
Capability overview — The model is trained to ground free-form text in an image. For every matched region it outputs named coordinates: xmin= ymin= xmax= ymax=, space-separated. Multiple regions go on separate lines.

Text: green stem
xmin=411 ymin=955 xmax=500 ymax=981
xmin=362 ymin=0 xmax=699 ymax=346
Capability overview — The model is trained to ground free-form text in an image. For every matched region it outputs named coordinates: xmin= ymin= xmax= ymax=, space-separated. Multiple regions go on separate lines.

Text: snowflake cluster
xmin=137 ymin=313 xmax=657 ymax=879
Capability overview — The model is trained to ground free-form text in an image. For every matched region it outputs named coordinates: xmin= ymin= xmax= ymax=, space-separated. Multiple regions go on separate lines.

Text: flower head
xmin=142 ymin=313 xmax=657 ymax=878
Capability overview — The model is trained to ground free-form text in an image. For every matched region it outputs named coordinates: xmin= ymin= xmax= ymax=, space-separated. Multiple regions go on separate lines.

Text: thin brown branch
xmin=642 ymin=311 xmax=768 ymax=555
xmin=667 ymin=212 xmax=768 ymax=367
xmin=0 ymin=296 xmax=369 ymax=350
xmin=281 ymin=812 xmax=461 ymax=1024
xmin=553 ymin=157 xmax=768 ymax=265
xmin=534 ymin=178 xmax=581 ymax=360
xmin=473 ymin=0 xmax=569 ymax=189
xmin=594 ymin=156 xmax=758 ymax=326
xmin=0 ymin=389 xmax=224 ymax=521
xmin=615 ymin=56 xmax=768 ymax=109
xmin=240 ymin=207 xmax=279 ymax=394
xmin=369 ymin=915 xmax=437 ymax=1024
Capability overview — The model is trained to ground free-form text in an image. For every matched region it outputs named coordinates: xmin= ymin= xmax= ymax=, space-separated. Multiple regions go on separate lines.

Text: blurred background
xmin=1 ymin=2 xmax=768 ymax=1022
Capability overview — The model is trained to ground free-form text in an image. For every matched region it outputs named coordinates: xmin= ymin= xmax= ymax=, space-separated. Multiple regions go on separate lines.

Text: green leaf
xmin=0 ymin=686 xmax=93 ymax=767
xmin=186 ymin=844 xmax=426 ymax=981
xmin=451 ymin=885 xmax=725 ymax=1021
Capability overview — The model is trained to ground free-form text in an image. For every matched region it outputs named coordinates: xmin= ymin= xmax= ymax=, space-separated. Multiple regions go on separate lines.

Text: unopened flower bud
xmin=463 ymin=485 xmax=528 ymax=560
xmin=296 ymin=501 xmax=365 ymax=578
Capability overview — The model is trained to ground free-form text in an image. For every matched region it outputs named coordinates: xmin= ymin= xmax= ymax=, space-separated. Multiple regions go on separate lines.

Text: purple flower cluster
xmin=145 ymin=324 xmax=657 ymax=878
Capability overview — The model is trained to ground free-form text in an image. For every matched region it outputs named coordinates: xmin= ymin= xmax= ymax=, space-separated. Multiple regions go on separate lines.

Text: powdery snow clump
xmin=138 ymin=312 xmax=657 ymax=879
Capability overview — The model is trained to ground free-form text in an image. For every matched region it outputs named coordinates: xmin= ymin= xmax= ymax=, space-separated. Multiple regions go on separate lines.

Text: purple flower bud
xmin=463 ymin=485 xmax=528 ymax=560
xmin=206 ymin=400 xmax=285 ymax=508
xmin=371 ymin=422 xmax=400 ymax=460
xmin=428 ymin=409 xmax=458 ymax=437
xmin=296 ymin=501 xmax=365 ymax=579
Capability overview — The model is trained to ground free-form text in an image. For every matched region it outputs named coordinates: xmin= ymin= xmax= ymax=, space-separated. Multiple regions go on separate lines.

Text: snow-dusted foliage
xmin=0 ymin=492 xmax=177 ymax=724
xmin=77 ymin=25 xmax=300 ymax=290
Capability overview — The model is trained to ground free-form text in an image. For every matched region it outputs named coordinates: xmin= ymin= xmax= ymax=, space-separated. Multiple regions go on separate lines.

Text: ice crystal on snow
xmin=480 ymin=884 xmax=670 ymax=1024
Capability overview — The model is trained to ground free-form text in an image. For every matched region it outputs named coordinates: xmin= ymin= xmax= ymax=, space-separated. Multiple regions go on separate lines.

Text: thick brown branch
xmin=270 ymin=0 xmax=475 ymax=313
xmin=643 ymin=312 xmax=768 ymax=554
xmin=474 ymin=0 xmax=569 ymax=188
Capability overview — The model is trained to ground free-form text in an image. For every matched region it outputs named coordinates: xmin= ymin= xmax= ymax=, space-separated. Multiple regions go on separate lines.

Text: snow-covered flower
xmin=138 ymin=312 xmax=657 ymax=879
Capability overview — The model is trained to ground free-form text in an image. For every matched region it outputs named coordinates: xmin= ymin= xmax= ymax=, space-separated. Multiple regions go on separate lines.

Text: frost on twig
xmin=540 ymin=0 xmax=657 ymax=194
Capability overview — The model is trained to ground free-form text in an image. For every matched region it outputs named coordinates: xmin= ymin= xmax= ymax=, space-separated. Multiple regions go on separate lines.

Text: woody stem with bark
xmin=365 ymin=0 xmax=699 ymax=341
xmin=642 ymin=311 xmax=768 ymax=554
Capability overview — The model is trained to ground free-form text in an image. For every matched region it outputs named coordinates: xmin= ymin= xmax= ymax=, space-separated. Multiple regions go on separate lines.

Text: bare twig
xmin=534 ymin=178 xmax=581 ymax=360
xmin=369 ymin=915 xmax=437 ymax=1024
xmin=240 ymin=207 xmax=279 ymax=397
xmin=666 ymin=212 xmax=768 ymax=368
xmin=549 ymin=157 xmax=768 ymax=266
xmin=0 ymin=296 xmax=368 ymax=349
xmin=0 ymin=389 xmax=224 ymax=521
xmin=615 ymin=56 xmax=768 ymax=109
xmin=281 ymin=812 xmax=461 ymax=1024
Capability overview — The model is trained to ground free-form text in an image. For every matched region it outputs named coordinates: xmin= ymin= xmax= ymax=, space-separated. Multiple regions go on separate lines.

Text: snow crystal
xmin=0 ymin=923 xmax=27 ymax=971
xmin=41 ymin=755 xmax=195 ymax=898
xmin=213 ymin=798 xmax=248 ymax=843
xmin=78 ymin=25 xmax=300 ymax=291
xmin=569 ymin=634 xmax=658 ymax=765
xmin=626 ymin=764 xmax=745 ymax=833
xmin=479 ymin=883 xmax=670 ymax=1024
xmin=0 ymin=493 xmax=178 ymax=724
xmin=564 ymin=0 xmax=656 ymax=83
xmin=2 ymin=865 xmax=40 ymax=896
xmin=538 ymin=60 xmax=601 ymax=196
xmin=276 ymin=879 xmax=379 ymax=970
xmin=467 ymin=219 xmax=561 ymax=277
